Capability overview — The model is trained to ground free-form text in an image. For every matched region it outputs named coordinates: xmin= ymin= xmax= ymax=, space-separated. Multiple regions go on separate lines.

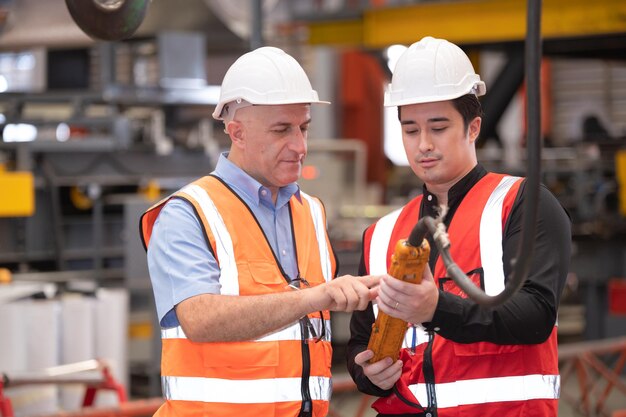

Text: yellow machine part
xmin=0 ymin=167 xmax=35 ymax=217
xmin=139 ymin=179 xmax=161 ymax=202
xmin=307 ymin=0 xmax=626 ymax=47
xmin=617 ymin=150 xmax=626 ymax=217
xmin=70 ymin=186 xmax=93 ymax=210
xmin=0 ymin=268 xmax=12 ymax=284
xmin=128 ymin=321 xmax=153 ymax=339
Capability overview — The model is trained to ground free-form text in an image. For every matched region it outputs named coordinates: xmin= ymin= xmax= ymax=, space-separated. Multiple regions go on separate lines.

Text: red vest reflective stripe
xmin=140 ymin=176 xmax=336 ymax=417
xmin=365 ymin=173 xmax=559 ymax=416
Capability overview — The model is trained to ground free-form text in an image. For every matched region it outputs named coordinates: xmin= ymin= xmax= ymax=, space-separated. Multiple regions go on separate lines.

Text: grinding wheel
xmin=65 ymin=0 xmax=149 ymax=41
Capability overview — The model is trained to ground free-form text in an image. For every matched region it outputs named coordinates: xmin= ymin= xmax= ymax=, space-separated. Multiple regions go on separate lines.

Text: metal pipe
xmin=479 ymin=47 xmax=525 ymax=145
xmin=3 ymin=360 xmax=103 ymax=387
xmin=90 ymin=184 xmax=104 ymax=285
xmin=250 ymin=0 xmax=264 ymax=50
xmin=23 ymin=398 xmax=164 ymax=417
xmin=42 ymin=160 xmax=66 ymax=271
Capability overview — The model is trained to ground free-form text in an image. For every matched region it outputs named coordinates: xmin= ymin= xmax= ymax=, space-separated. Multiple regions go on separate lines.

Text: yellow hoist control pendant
xmin=367 ymin=238 xmax=430 ymax=363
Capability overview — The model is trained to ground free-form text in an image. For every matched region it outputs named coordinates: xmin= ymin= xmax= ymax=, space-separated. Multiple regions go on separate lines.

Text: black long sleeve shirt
xmin=347 ymin=164 xmax=572 ymax=400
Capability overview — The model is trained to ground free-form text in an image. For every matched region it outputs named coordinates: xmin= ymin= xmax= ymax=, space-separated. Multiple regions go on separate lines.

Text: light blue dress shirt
xmin=147 ymin=153 xmax=301 ymax=327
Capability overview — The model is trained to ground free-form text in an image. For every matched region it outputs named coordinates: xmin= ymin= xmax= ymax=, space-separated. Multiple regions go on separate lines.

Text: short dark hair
xmin=451 ymin=94 xmax=483 ymax=130
xmin=397 ymin=94 xmax=483 ymax=131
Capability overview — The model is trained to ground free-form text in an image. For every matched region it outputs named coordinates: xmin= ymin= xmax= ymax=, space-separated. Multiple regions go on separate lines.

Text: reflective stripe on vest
xmin=162 ymin=375 xmax=332 ymax=404
xmin=370 ymin=207 xmax=402 ymax=319
xmin=408 ymin=374 xmax=560 ymax=408
xmin=480 ymin=175 xmax=520 ymax=295
xmin=179 ymin=183 xmax=240 ymax=295
xmin=160 ymin=325 xmax=333 ymax=405
xmin=370 ymin=207 xmax=402 ymax=275
xmin=301 ymin=192 xmax=332 ymax=283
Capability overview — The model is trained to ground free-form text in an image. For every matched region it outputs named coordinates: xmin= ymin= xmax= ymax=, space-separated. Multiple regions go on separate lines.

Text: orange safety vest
xmin=141 ymin=175 xmax=337 ymax=417
xmin=364 ymin=173 xmax=560 ymax=417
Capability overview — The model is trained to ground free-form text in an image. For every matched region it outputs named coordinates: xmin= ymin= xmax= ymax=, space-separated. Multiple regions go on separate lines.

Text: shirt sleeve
xmin=147 ymin=198 xmax=221 ymax=327
xmin=427 ymin=183 xmax=572 ymax=344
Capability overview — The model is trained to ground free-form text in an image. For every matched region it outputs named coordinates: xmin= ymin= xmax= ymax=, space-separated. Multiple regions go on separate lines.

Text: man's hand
xmin=354 ymin=349 xmax=402 ymax=390
xmin=376 ymin=266 xmax=438 ymax=324
xmin=306 ymin=275 xmax=381 ymax=312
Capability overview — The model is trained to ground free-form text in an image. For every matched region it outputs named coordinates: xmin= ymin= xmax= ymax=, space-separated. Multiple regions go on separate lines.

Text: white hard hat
xmin=212 ymin=46 xmax=329 ymax=120
xmin=384 ymin=36 xmax=486 ymax=107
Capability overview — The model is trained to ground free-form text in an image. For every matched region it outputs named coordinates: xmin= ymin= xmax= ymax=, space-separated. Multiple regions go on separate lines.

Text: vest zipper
xmin=298 ymin=318 xmax=313 ymax=417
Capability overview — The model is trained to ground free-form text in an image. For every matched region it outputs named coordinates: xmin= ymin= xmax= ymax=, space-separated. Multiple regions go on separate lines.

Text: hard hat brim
xmin=212 ymin=99 xmax=330 ymax=121
xmin=384 ymin=81 xmax=486 ymax=107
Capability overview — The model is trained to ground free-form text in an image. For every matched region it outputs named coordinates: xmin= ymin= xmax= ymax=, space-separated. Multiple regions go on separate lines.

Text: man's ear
xmin=468 ymin=116 xmax=482 ymax=144
xmin=226 ymin=120 xmax=245 ymax=149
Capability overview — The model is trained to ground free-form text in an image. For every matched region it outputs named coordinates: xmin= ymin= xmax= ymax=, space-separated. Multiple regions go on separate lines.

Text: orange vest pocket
xmin=237 ymin=261 xmax=286 ymax=294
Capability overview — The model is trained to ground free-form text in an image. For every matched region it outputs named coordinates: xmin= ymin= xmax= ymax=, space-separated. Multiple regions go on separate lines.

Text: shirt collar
xmin=213 ymin=152 xmax=302 ymax=207
xmin=422 ymin=164 xmax=487 ymax=215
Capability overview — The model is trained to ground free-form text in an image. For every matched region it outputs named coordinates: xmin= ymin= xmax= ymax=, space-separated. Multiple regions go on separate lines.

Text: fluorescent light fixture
xmin=56 ymin=123 xmax=70 ymax=142
xmin=3 ymin=123 xmax=38 ymax=142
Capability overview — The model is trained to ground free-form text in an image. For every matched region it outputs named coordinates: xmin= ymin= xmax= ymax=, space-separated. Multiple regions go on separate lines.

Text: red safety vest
xmin=364 ymin=173 xmax=559 ymax=416
xmin=141 ymin=175 xmax=337 ymax=417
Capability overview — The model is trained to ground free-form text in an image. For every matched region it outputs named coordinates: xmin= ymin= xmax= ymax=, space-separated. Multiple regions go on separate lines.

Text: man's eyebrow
xmin=400 ymin=116 xmax=450 ymax=125
xmin=428 ymin=117 xmax=450 ymax=123
xmin=269 ymin=118 xmax=312 ymax=128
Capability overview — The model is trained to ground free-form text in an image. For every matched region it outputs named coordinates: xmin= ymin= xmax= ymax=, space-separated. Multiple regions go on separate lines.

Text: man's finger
xmin=354 ymin=349 xmax=374 ymax=366
xmin=330 ymin=286 xmax=348 ymax=311
xmin=358 ymin=274 xmax=382 ymax=288
xmin=369 ymin=286 xmax=379 ymax=300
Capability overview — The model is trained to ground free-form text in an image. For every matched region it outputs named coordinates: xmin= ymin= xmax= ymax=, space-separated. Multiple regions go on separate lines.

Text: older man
xmin=142 ymin=47 xmax=381 ymax=417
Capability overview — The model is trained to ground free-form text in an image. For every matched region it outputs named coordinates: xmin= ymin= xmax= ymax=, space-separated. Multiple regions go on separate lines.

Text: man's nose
xmin=290 ymin=130 xmax=307 ymax=155
xmin=419 ymin=134 xmax=434 ymax=153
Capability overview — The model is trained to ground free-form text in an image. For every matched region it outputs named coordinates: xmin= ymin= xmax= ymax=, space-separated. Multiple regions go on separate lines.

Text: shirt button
xmin=281 ymin=249 xmax=287 ymax=256
xmin=427 ymin=195 xmax=433 ymax=201
xmin=261 ymin=189 xmax=267 ymax=196
xmin=426 ymin=413 xmax=432 ymax=417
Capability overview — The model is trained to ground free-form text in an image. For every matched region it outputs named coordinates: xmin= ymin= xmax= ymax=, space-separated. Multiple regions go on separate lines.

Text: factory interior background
xmin=0 ymin=0 xmax=625 ymax=416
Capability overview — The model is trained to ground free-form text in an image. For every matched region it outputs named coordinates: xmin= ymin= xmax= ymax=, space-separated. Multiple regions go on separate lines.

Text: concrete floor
xmin=329 ymin=390 xmax=376 ymax=417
